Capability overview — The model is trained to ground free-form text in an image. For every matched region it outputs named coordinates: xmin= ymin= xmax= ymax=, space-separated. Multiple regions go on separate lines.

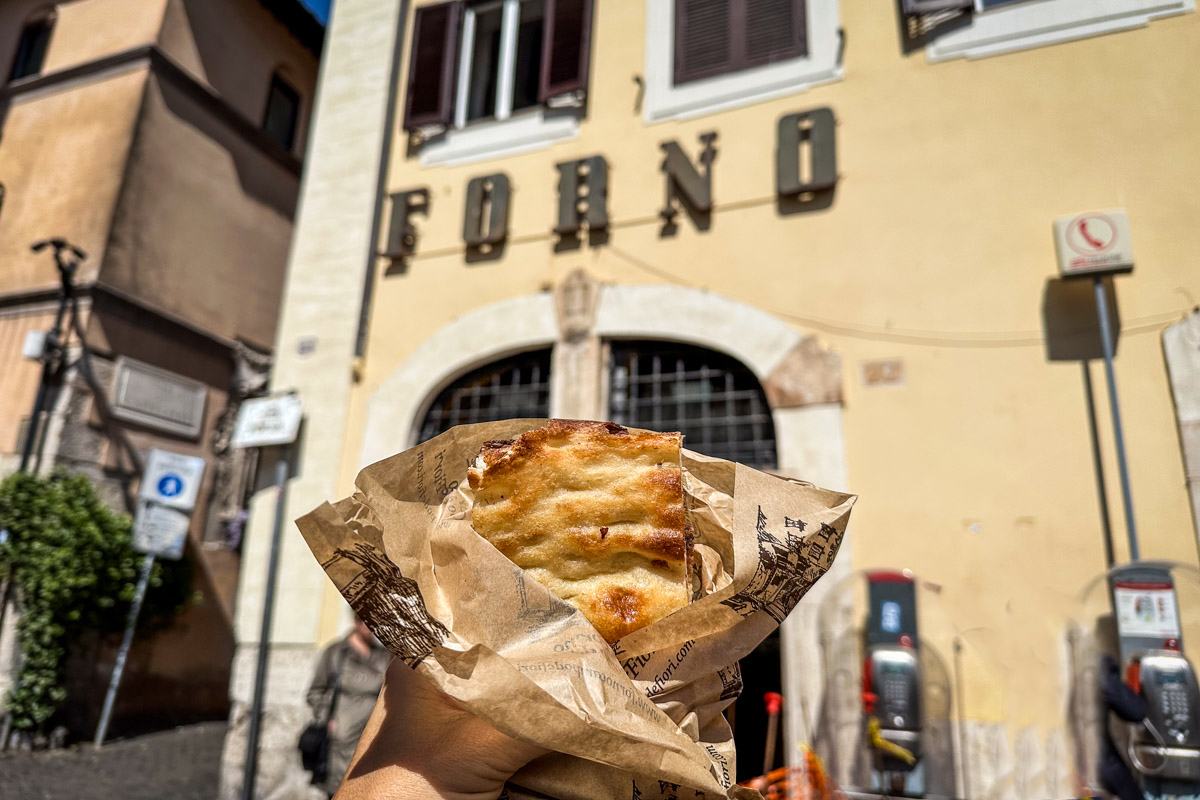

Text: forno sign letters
xmin=382 ymin=106 xmax=837 ymax=262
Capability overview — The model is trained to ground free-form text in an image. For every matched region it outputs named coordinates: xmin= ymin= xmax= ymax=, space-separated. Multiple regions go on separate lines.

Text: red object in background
xmin=762 ymin=692 xmax=785 ymax=777
xmin=862 ymin=657 xmax=878 ymax=713
xmin=1166 ymin=638 xmax=1181 ymax=652
xmin=866 ymin=570 xmax=913 ymax=584
xmin=1126 ymin=658 xmax=1142 ymax=693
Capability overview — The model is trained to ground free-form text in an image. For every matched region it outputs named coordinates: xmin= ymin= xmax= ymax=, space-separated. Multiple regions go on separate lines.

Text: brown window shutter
xmin=674 ymin=0 xmax=735 ymax=85
xmin=539 ymin=0 xmax=594 ymax=102
xmin=901 ymin=0 xmax=972 ymax=13
xmin=743 ymin=0 xmax=806 ymax=66
xmin=403 ymin=1 xmax=462 ymax=130
xmin=674 ymin=0 xmax=807 ymax=86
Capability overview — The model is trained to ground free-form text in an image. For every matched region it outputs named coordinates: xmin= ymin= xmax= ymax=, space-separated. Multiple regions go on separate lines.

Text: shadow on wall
xmin=1041 ymin=276 xmax=1121 ymax=568
xmin=62 ymin=545 xmax=235 ymax=740
xmin=155 ymin=71 xmax=300 ymax=219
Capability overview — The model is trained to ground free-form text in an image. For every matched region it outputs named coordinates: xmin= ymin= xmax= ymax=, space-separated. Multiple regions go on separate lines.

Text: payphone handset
xmin=1127 ymin=647 xmax=1200 ymax=781
xmin=863 ymin=572 xmax=923 ymax=780
xmin=1135 ymin=649 xmax=1200 ymax=749
xmin=866 ymin=641 xmax=923 ymax=733
xmin=1110 ymin=563 xmax=1200 ymax=782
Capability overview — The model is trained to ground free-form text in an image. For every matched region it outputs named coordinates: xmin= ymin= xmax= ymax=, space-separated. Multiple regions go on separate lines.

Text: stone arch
xmin=360 ymin=293 xmax=558 ymax=466
xmin=362 ymin=281 xmax=844 ymax=485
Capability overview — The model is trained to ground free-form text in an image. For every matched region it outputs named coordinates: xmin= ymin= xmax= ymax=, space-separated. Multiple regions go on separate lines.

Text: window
xmin=417 ymin=349 xmax=552 ymax=443
xmin=643 ymin=0 xmax=842 ymax=123
xmin=262 ymin=74 xmax=301 ymax=151
xmin=925 ymin=0 xmax=1193 ymax=61
xmin=9 ymin=9 xmax=55 ymax=81
xmin=609 ymin=342 xmax=777 ymax=469
xmin=458 ymin=0 xmax=545 ymax=124
xmin=673 ymin=0 xmax=807 ymax=85
xmin=403 ymin=0 xmax=593 ymax=165
xmin=415 ymin=341 xmax=777 ymax=469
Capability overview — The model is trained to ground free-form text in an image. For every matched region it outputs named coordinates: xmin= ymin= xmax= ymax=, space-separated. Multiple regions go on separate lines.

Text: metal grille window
xmin=609 ymin=342 xmax=776 ymax=469
xmin=417 ymin=349 xmax=552 ymax=443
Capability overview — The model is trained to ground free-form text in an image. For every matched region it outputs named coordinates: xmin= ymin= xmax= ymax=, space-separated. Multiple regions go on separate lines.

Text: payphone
xmin=863 ymin=571 xmax=924 ymax=796
xmin=1111 ymin=563 xmax=1200 ymax=792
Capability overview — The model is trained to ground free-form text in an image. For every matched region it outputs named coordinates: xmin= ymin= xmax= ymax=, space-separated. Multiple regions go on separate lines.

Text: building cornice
xmin=1 ymin=46 xmax=302 ymax=176
xmin=0 ymin=282 xmax=246 ymax=353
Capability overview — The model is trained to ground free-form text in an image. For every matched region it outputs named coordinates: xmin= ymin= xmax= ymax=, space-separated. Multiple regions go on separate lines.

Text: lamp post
xmin=19 ymin=238 xmax=86 ymax=473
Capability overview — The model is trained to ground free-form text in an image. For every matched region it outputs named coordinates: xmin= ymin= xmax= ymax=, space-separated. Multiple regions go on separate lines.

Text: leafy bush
xmin=0 ymin=471 xmax=192 ymax=732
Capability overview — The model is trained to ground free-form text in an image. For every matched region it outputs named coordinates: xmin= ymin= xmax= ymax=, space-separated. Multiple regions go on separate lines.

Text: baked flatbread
xmin=467 ymin=420 xmax=691 ymax=643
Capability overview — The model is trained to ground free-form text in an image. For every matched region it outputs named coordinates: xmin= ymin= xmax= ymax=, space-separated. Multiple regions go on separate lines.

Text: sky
xmin=299 ymin=0 xmax=330 ymax=24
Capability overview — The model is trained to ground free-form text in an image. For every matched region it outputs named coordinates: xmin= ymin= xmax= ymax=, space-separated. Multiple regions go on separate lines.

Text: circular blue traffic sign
xmin=157 ymin=473 xmax=184 ymax=498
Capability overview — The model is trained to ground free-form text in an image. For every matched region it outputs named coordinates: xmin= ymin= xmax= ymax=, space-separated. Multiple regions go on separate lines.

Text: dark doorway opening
xmin=731 ymin=629 xmax=784 ymax=782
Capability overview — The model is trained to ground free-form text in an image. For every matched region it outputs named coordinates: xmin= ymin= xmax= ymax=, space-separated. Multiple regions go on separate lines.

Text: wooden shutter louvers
xmin=674 ymin=0 xmax=807 ymax=85
xmin=901 ymin=0 xmax=973 ymax=14
xmin=540 ymin=0 xmax=594 ymax=102
xmin=404 ymin=2 xmax=462 ymax=130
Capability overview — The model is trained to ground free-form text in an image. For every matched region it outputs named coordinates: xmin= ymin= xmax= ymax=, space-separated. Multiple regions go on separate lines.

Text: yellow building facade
xmin=232 ymin=0 xmax=1200 ymax=797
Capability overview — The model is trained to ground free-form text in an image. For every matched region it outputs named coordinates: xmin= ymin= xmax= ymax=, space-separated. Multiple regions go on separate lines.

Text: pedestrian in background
xmin=305 ymin=616 xmax=389 ymax=797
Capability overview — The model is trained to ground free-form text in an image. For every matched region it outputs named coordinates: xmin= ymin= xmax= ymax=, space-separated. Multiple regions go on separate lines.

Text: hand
xmin=327 ymin=719 xmax=337 ymax=735
xmin=335 ymin=659 xmax=548 ymax=800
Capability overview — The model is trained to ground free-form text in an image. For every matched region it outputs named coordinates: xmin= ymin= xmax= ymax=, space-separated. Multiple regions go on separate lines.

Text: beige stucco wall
xmin=332 ymin=0 xmax=1198 ymax=772
xmin=0 ymin=307 xmax=59 ymax=459
xmin=99 ymin=71 xmax=300 ymax=349
xmin=0 ymin=65 xmax=148 ymax=293
xmin=0 ymin=0 xmax=167 ymax=80
xmin=39 ymin=0 xmax=168 ymax=72
xmin=159 ymin=0 xmax=320 ymax=155
xmin=1 ymin=0 xmax=316 ymax=343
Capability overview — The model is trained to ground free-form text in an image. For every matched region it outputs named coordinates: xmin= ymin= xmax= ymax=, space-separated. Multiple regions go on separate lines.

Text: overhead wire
xmin=605 ymin=245 xmax=1185 ymax=349
xmin=400 ymin=193 xmax=1188 ymax=349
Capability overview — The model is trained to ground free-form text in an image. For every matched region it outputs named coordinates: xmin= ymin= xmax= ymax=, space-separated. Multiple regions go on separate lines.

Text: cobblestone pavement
xmin=0 ymin=721 xmax=226 ymax=800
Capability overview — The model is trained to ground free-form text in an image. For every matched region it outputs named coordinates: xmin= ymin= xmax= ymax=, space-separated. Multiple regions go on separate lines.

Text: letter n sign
xmin=776 ymin=108 xmax=837 ymax=195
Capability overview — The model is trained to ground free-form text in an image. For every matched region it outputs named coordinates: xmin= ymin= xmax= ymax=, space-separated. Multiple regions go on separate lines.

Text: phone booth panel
xmin=815 ymin=569 xmax=963 ymax=799
xmin=1071 ymin=561 xmax=1200 ymax=799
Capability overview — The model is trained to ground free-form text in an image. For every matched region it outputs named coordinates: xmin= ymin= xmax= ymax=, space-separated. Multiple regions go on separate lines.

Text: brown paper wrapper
xmin=297 ymin=420 xmax=856 ymax=800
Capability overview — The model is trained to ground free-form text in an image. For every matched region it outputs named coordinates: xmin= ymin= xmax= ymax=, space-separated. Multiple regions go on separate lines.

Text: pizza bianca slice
xmin=467 ymin=420 xmax=692 ymax=643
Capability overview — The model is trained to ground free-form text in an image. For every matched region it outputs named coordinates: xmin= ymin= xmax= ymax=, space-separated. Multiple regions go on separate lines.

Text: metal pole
xmin=1093 ymin=276 xmax=1139 ymax=562
xmin=242 ymin=445 xmax=291 ymax=800
xmin=953 ymin=637 xmax=970 ymax=800
xmin=1082 ymin=362 xmax=1116 ymax=569
xmin=19 ymin=246 xmax=78 ymax=474
xmin=94 ymin=551 xmax=155 ymax=747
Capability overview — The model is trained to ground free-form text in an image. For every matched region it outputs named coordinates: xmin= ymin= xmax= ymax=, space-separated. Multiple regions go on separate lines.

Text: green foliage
xmin=0 ymin=471 xmax=192 ymax=731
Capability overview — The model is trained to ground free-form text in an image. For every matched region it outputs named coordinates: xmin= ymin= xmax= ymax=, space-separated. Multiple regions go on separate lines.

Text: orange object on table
xmin=738 ymin=746 xmax=842 ymax=800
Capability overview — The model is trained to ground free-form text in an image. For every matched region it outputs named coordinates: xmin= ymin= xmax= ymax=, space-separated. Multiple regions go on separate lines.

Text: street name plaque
xmin=111 ymin=356 xmax=208 ymax=438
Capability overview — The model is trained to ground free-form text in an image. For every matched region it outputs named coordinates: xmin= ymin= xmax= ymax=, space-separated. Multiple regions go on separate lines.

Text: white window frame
xmin=421 ymin=0 xmax=580 ymax=166
xmin=927 ymin=0 xmax=1194 ymax=62
xmin=642 ymin=0 xmax=843 ymax=124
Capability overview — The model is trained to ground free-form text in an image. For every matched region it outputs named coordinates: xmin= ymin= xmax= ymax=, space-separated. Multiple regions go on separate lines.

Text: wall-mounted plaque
xmin=111 ymin=356 xmax=208 ymax=439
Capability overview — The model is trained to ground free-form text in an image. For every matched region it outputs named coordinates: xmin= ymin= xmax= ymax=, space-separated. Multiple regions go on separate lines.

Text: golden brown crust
xmin=468 ymin=420 xmax=691 ymax=643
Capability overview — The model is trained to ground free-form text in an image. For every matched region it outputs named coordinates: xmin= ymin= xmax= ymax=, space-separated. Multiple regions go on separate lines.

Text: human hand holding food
xmin=335 ymin=659 xmax=547 ymax=800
